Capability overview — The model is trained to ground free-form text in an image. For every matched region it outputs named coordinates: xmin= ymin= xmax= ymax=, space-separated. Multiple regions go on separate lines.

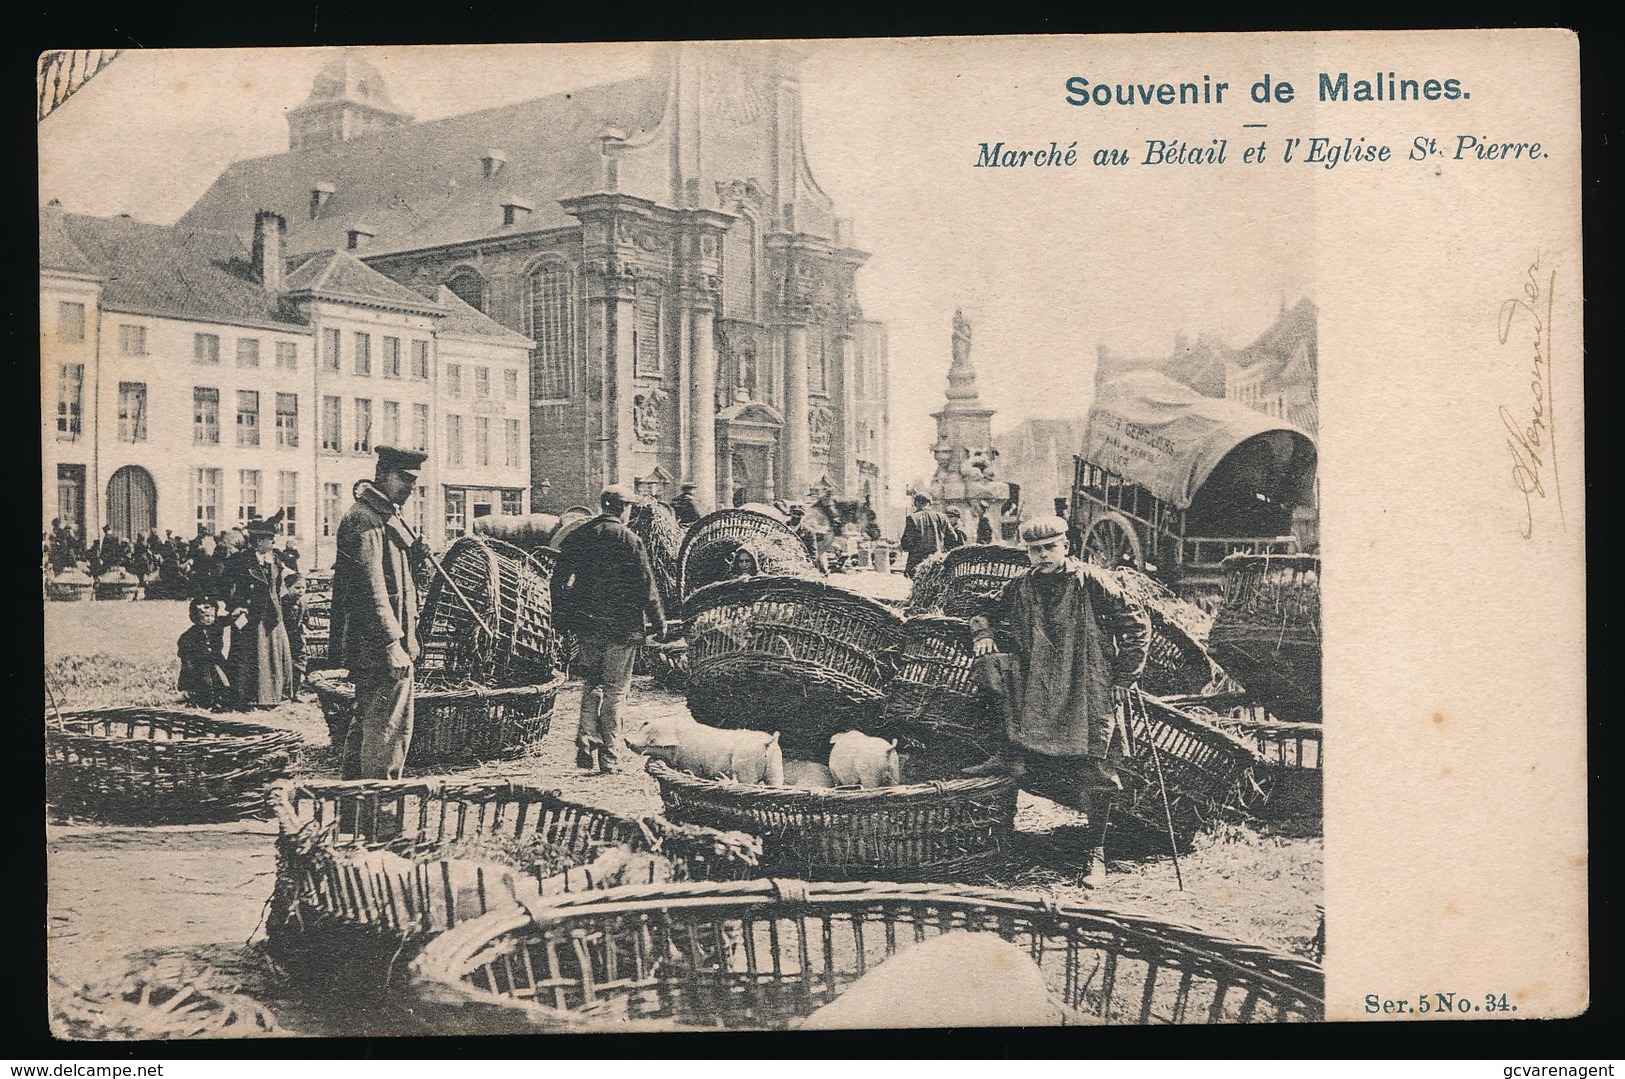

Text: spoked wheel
xmin=1082 ymin=513 xmax=1144 ymax=571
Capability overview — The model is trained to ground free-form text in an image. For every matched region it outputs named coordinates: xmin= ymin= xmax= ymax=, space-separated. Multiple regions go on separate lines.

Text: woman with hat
xmin=223 ymin=510 xmax=296 ymax=708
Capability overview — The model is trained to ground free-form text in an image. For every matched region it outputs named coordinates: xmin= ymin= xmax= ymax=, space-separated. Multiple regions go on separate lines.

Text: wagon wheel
xmin=1083 ymin=514 xmax=1143 ymax=571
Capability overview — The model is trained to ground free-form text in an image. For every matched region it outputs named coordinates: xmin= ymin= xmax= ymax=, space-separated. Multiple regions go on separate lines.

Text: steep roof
xmin=283 ymin=249 xmax=444 ymax=313
xmin=428 ymin=285 xmax=533 ymax=346
xmin=178 ymin=72 xmax=670 ymax=257
xmin=51 ymin=212 xmax=304 ymax=328
xmin=39 ymin=208 xmax=99 ymax=277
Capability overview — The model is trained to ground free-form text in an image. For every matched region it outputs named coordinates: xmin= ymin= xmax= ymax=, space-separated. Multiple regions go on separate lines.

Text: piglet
xmin=626 ymin=715 xmax=785 ymax=786
xmin=827 ymin=731 xmax=901 ymax=789
xmin=783 ymin=760 xmax=837 ymax=789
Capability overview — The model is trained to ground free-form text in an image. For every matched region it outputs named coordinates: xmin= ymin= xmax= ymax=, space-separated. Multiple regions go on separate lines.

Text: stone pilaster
xmin=782 ymin=317 xmax=810 ymax=500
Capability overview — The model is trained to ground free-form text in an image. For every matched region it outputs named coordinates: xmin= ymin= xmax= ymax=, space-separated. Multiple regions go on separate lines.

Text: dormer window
xmin=481 ymin=150 xmax=507 ymax=179
xmin=500 ymin=197 xmax=533 ymax=228
xmin=310 ymin=182 xmax=335 ymax=219
xmin=347 ymin=224 xmax=375 ymax=250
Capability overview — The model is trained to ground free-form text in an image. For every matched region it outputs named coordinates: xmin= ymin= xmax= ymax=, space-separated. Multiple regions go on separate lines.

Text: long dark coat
xmin=223 ymin=550 xmax=295 ymax=705
xmin=330 ymin=485 xmax=421 ymax=674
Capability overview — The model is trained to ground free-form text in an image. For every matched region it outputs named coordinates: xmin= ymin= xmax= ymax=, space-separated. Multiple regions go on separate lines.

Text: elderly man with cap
xmin=962 ymin=514 xmax=1151 ymax=886
xmin=669 ymin=481 xmax=702 ymax=528
xmin=332 ymin=446 xmax=432 ymax=779
xmin=551 ymin=484 xmax=668 ymax=774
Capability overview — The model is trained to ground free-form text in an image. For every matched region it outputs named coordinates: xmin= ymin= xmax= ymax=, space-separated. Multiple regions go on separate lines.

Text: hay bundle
xmin=1111 ymin=567 xmax=1222 ymax=696
xmin=903 ymin=551 xmax=950 ymax=614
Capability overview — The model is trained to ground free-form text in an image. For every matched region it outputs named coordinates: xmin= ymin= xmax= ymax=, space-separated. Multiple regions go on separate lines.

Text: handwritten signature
xmin=1496 ymin=254 xmax=1563 ymax=539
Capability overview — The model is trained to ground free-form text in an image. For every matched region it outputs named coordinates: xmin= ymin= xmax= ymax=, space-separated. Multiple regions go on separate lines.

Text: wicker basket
xmin=93 ymin=577 xmax=145 ymax=601
xmin=633 ymin=622 xmax=689 ymax=690
xmin=874 ymin=615 xmax=999 ymax=760
xmin=418 ymin=535 xmax=559 ymax=689
xmin=628 ymin=500 xmax=685 ymax=618
xmin=1208 ymin=554 xmax=1321 ymax=724
xmin=1165 ymin=694 xmax=1321 ymax=834
xmin=1112 ymin=569 xmax=1221 ymax=696
xmin=410 ymin=878 xmax=1324 ymax=1031
xmin=939 ymin=544 xmax=1031 ymax=618
xmin=903 ymin=551 xmax=950 ymax=614
xmin=1112 ymin=694 xmax=1263 ymax=854
xmin=266 ymin=778 xmax=761 ymax=994
xmin=676 ymin=509 xmax=819 ymax=605
xmin=648 ymin=759 xmax=1016 ymax=881
xmin=45 ymin=708 xmax=301 ymax=824
xmin=50 ymin=971 xmax=279 ymax=1040
xmin=308 ymin=669 xmax=562 ymax=769
xmin=684 ymin=576 xmax=904 ymax=757
xmin=301 ymin=596 xmax=330 ymax=665
xmin=48 ymin=575 xmax=96 ymax=602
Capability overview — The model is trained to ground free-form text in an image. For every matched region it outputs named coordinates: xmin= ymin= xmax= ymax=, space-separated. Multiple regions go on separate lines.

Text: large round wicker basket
xmin=1112 ymin=568 xmax=1221 ymax=696
xmin=683 ymin=576 xmax=904 ymax=757
xmin=1166 ymin=694 xmax=1322 ymax=836
xmin=265 ymin=778 xmax=762 ymax=996
xmin=308 ymin=669 xmax=562 ymax=770
xmin=93 ymin=577 xmax=145 ymax=601
xmin=418 ymin=536 xmax=559 ymax=688
xmin=938 ymin=544 xmax=1031 ymax=618
xmin=902 ymin=550 xmax=950 ymax=614
xmin=409 ymin=878 xmax=1324 ymax=1032
xmin=1208 ymin=554 xmax=1321 ymax=724
xmin=873 ymin=615 xmax=999 ymax=760
xmin=647 ymin=759 xmax=1016 ymax=881
xmin=48 ymin=574 xmax=96 ymax=602
xmin=45 ymin=708 xmax=301 ymax=824
xmin=676 ymin=509 xmax=818 ymax=605
xmin=628 ymin=500 xmax=685 ymax=617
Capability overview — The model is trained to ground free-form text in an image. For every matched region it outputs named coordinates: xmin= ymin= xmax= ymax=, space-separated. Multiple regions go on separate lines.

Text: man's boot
xmin=575 ymin=739 xmax=601 ymax=772
xmin=1078 ymin=796 xmax=1114 ymax=888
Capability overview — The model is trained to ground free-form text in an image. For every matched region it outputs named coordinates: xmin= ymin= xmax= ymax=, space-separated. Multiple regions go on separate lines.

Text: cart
xmin=1070 ymin=370 xmax=1318 ymax=606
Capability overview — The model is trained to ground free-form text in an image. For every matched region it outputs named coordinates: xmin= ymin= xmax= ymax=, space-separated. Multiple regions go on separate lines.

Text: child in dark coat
xmin=177 ymin=598 xmax=233 ymax=710
xmin=281 ymin=573 xmax=308 ymax=696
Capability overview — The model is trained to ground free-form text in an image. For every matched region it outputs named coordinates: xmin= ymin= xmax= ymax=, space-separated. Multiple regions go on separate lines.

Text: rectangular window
xmin=444 ymin=489 xmax=467 ymax=539
xmin=195 ymin=468 xmax=221 ymax=534
xmin=383 ymin=336 xmax=401 ymax=378
xmin=410 ymin=340 xmax=430 ymax=380
xmin=504 ymin=418 xmax=521 ymax=468
xmin=117 ymin=382 xmax=147 ymax=443
xmin=501 ymin=490 xmax=523 ymax=516
xmin=236 ymin=390 xmax=261 ymax=447
xmin=194 ymin=333 xmax=220 ymax=365
xmin=446 ymin=414 xmax=463 ymax=467
xmin=320 ymin=395 xmax=342 ymax=452
xmin=322 ymin=328 xmax=341 ymax=371
xmin=475 ymin=416 xmax=491 ymax=467
xmin=118 ymin=324 xmax=148 ymax=356
xmin=354 ymin=332 xmax=372 ymax=376
xmin=412 ymin=485 xmax=428 ymax=539
xmin=237 ymin=338 xmax=260 ymax=368
xmin=412 ymin=403 xmax=430 ymax=452
xmin=275 ymin=392 xmax=299 ymax=448
xmin=504 ymin=369 xmax=519 ymax=399
xmin=475 ymin=367 xmax=491 ymax=398
xmin=382 ymin=400 xmax=401 ymax=447
xmin=58 ymin=301 xmax=85 ymax=342
xmin=276 ymin=341 xmax=298 ymax=370
xmin=56 ymin=363 xmax=84 ymax=440
xmin=353 ymin=398 xmax=372 ymax=454
xmin=193 ymin=386 xmax=220 ymax=444
xmin=446 ymin=364 xmax=462 ymax=396
xmin=239 ymin=469 xmax=262 ymax=523
xmin=277 ymin=471 xmax=298 ymax=535
xmin=321 ymin=483 xmax=341 ymax=538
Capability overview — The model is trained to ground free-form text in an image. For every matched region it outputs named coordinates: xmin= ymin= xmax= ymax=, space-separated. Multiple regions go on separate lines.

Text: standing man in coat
xmin=962 ymin=515 xmax=1151 ymax=886
xmin=551 ymin=484 xmax=667 ymax=774
xmin=332 ymin=446 xmax=431 ymax=780
xmin=899 ymin=493 xmax=959 ymax=577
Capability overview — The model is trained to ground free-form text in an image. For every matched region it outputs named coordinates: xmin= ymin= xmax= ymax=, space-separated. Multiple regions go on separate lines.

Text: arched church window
xmin=445 ymin=267 xmax=488 ymax=314
xmin=524 ymin=261 xmax=575 ymax=399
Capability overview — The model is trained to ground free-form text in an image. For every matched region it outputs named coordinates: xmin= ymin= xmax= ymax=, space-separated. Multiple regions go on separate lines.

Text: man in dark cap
xmin=332 ymin=446 xmax=431 ymax=779
xmin=963 ymin=514 xmax=1151 ymax=887
xmin=899 ymin=493 xmax=958 ymax=577
xmin=551 ymin=483 xmax=667 ymax=774
xmin=669 ymin=481 xmax=702 ymax=528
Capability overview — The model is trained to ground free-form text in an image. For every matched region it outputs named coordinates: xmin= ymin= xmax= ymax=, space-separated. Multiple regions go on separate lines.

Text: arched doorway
xmin=107 ymin=465 xmax=156 ymax=538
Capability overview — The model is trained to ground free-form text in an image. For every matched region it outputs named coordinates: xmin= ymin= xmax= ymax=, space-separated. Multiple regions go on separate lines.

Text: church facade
xmin=179 ymin=47 xmax=892 ymax=519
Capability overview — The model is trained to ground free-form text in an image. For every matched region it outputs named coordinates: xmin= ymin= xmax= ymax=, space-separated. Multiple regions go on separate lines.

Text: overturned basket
xmin=1167 ymin=693 xmax=1322 ymax=835
xmin=411 ymin=878 xmax=1324 ymax=1032
xmin=93 ymin=572 xmax=145 ymax=601
xmin=648 ymin=759 xmax=1016 ymax=881
xmin=874 ymin=615 xmax=998 ymax=761
xmin=46 ymin=708 xmax=301 ymax=824
xmin=418 ymin=535 xmax=560 ymax=688
xmin=684 ymin=576 xmax=904 ymax=758
xmin=308 ymin=668 xmax=562 ymax=770
xmin=939 ymin=544 xmax=1031 ymax=618
xmin=266 ymin=778 xmax=761 ymax=994
xmin=676 ymin=509 xmax=819 ymax=605
xmin=1209 ymin=553 xmax=1321 ymax=724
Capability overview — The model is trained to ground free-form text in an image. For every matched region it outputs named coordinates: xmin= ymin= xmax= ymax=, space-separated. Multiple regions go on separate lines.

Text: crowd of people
xmin=46 ymin=516 xmax=305 ymax=601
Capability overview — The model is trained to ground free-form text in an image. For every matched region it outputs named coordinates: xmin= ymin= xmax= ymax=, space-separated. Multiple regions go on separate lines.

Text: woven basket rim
xmin=46 ymin=706 xmax=302 ymax=744
xmin=307 ymin=668 xmax=566 ymax=701
xmin=1141 ymin=695 xmax=1263 ymax=764
xmin=646 ymin=757 xmax=1010 ymax=804
xmin=1220 ymin=552 xmax=1321 ymax=570
xmin=941 ymin=544 xmax=1031 ymax=573
xmin=685 ymin=575 xmax=903 ymax=622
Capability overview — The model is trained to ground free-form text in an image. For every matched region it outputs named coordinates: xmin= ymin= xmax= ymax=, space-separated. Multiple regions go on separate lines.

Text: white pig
xmin=827 ymin=731 xmax=901 ymax=789
xmin=782 ymin=760 xmax=837 ymax=789
xmin=626 ymin=715 xmax=785 ymax=786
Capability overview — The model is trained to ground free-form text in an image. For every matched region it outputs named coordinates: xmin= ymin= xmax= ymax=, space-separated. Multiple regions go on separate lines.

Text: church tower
xmin=286 ymin=52 xmax=413 ymax=151
xmin=928 ymin=310 xmax=1008 ymax=539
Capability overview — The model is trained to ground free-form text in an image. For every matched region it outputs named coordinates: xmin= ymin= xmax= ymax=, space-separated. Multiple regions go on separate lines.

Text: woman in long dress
xmin=224 ymin=512 xmax=295 ymax=707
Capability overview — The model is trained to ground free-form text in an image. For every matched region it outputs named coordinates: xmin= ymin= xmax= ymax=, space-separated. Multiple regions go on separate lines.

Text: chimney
xmin=500 ymin=196 xmax=534 ymax=228
xmin=252 ymin=210 xmax=286 ymax=292
xmin=309 ymin=182 xmax=335 ymax=219
xmin=346 ymin=223 xmax=375 ymax=251
xmin=481 ymin=150 xmax=507 ymax=179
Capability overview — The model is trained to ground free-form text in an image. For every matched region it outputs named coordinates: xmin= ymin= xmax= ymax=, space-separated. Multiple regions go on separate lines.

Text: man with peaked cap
xmin=899 ymin=493 xmax=958 ymax=577
xmin=962 ymin=514 xmax=1151 ymax=887
xmin=551 ymin=483 xmax=667 ymax=774
xmin=669 ymin=481 xmax=702 ymax=528
xmin=333 ymin=446 xmax=431 ymax=779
